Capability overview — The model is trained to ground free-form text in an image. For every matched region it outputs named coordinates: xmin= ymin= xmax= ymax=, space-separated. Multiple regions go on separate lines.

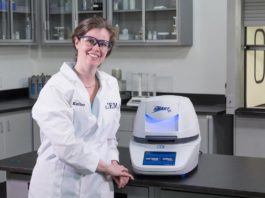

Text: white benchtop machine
xmin=129 ymin=95 xmax=201 ymax=175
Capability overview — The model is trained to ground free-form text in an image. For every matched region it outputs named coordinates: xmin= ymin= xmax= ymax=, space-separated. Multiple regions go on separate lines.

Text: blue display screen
xmin=143 ymin=151 xmax=176 ymax=166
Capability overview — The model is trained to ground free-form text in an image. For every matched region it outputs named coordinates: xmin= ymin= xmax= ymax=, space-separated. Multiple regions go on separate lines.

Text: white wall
xmin=0 ymin=0 xmax=227 ymax=95
xmin=0 ymin=46 xmax=36 ymax=90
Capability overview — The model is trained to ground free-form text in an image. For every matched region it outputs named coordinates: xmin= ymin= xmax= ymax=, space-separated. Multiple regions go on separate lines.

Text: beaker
xmin=131 ymin=73 xmax=154 ymax=97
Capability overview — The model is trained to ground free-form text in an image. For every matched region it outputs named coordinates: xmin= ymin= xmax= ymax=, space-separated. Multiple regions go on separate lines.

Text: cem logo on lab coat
xmin=72 ymin=101 xmax=119 ymax=109
xmin=105 ymin=102 xmax=118 ymax=109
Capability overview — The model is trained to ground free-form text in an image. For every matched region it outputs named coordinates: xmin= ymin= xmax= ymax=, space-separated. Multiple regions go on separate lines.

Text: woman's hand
xmin=97 ymin=160 xmax=134 ymax=180
xmin=112 ymin=175 xmax=130 ymax=188
xmin=111 ymin=160 xmax=134 ymax=188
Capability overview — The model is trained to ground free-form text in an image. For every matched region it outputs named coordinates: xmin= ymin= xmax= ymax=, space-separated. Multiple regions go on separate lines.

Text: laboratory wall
xmin=0 ymin=0 xmax=227 ymax=95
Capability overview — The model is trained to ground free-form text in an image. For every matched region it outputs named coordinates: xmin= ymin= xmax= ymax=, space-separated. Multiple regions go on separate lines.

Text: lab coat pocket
xmin=72 ymin=102 xmax=97 ymax=138
xmin=102 ymin=104 xmax=120 ymax=126
xmin=29 ymin=159 xmax=64 ymax=197
xmin=60 ymin=165 xmax=82 ymax=198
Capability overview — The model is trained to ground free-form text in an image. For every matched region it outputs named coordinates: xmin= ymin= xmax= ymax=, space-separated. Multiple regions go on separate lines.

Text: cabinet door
xmin=77 ymin=0 xmax=106 ymax=23
xmin=110 ymin=0 xmax=143 ymax=44
xmin=234 ymin=116 xmax=265 ymax=157
xmin=43 ymin=0 xmax=74 ymax=42
xmin=0 ymin=0 xmax=34 ymax=43
xmin=0 ymin=119 xmax=6 ymax=183
xmin=4 ymin=111 xmax=33 ymax=158
xmin=145 ymin=0 xmax=176 ymax=41
xmin=0 ymin=120 xmax=5 ymax=159
xmin=108 ymin=0 xmax=192 ymax=46
xmin=42 ymin=0 xmax=107 ymax=43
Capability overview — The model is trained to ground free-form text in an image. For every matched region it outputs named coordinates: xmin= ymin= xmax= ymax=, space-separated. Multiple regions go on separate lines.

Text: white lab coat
xmin=28 ymin=62 xmax=121 ymax=198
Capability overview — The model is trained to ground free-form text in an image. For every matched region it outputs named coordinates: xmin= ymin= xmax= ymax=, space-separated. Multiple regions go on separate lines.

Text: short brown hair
xmin=72 ymin=16 xmax=116 ymax=58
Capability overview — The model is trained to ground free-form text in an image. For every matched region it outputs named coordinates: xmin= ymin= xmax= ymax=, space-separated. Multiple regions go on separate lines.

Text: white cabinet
xmin=0 ymin=110 xmax=33 ymax=183
xmin=234 ymin=115 xmax=265 ymax=158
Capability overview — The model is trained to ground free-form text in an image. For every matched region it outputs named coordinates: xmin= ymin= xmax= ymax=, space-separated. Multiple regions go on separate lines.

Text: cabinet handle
xmin=0 ymin=122 xmax=3 ymax=133
xmin=7 ymin=120 xmax=11 ymax=132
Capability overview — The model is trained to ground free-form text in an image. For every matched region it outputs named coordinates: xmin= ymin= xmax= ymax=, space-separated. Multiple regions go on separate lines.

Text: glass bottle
xmin=25 ymin=17 xmax=31 ymax=40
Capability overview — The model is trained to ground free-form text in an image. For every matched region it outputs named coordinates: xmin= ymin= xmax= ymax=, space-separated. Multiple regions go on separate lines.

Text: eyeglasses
xmin=79 ymin=35 xmax=112 ymax=50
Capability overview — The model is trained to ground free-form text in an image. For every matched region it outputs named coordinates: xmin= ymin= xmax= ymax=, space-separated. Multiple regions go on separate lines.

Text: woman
xmin=28 ymin=16 xmax=133 ymax=198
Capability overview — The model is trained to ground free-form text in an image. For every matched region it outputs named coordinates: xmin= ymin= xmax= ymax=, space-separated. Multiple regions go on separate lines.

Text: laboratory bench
xmin=1 ymin=147 xmax=265 ymax=198
xmin=0 ymin=88 xmax=35 ymax=184
xmin=0 ymin=89 xmax=233 ymax=190
xmin=0 ymin=89 xmax=233 ymax=155
xmin=0 ymin=89 xmax=232 ymax=155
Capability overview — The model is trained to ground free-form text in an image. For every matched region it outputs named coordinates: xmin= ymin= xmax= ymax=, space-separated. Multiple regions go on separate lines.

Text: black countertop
xmin=0 ymin=89 xmax=227 ymax=115
xmin=0 ymin=98 xmax=35 ymax=113
xmin=236 ymin=107 xmax=265 ymax=117
xmin=1 ymin=148 xmax=265 ymax=197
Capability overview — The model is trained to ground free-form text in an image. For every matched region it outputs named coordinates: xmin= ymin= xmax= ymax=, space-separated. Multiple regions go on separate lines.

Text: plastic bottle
xmin=64 ymin=0 xmax=71 ymax=12
xmin=129 ymin=0 xmax=135 ymax=10
xmin=25 ymin=17 xmax=31 ymax=40
xmin=115 ymin=24 xmax=120 ymax=40
xmin=114 ymin=0 xmax=119 ymax=10
xmin=148 ymin=31 xmax=152 ymax=40
xmin=152 ymin=31 xmax=157 ymax=40
xmin=82 ymin=0 xmax=87 ymax=10
xmin=37 ymin=73 xmax=45 ymax=95
xmin=44 ymin=75 xmax=51 ymax=84
xmin=123 ymin=0 xmax=129 ymax=10
xmin=29 ymin=75 xmax=38 ymax=99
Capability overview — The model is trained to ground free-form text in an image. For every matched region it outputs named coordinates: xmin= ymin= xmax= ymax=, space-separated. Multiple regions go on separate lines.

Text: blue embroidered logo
xmin=153 ymin=106 xmax=171 ymax=113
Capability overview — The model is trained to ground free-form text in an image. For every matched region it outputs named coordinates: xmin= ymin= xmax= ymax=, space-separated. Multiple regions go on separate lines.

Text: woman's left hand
xmin=112 ymin=175 xmax=130 ymax=188
xmin=111 ymin=160 xmax=133 ymax=188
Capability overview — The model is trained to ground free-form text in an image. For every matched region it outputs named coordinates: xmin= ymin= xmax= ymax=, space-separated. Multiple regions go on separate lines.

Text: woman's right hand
xmin=106 ymin=163 xmax=134 ymax=179
xmin=97 ymin=160 xmax=134 ymax=179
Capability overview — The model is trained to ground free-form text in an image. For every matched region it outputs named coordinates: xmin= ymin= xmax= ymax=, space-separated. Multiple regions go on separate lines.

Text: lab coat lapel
xmin=61 ymin=62 xmax=97 ymax=122
xmin=95 ymin=71 xmax=106 ymax=128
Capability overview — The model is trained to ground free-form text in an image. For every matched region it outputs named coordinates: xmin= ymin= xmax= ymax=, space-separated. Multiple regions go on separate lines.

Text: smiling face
xmin=74 ymin=28 xmax=111 ymax=69
xmin=71 ymin=17 xmax=116 ymax=71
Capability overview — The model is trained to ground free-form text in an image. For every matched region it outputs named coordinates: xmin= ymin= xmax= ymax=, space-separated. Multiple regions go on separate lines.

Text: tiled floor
xmin=0 ymin=182 xmax=6 ymax=198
